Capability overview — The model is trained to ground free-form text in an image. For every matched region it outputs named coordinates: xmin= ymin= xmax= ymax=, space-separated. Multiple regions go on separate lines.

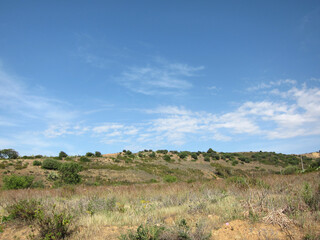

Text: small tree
xmin=86 ymin=152 xmax=94 ymax=157
xmin=207 ymin=148 xmax=216 ymax=154
xmin=59 ymin=162 xmax=83 ymax=184
xmin=59 ymin=151 xmax=68 ymax=159
xmin=95 ymin=151 xmax=102 ymax=157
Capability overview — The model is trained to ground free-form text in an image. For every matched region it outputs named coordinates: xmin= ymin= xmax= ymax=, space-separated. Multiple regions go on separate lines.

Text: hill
xmin=0 ymin=149 xmax=319 ymax=239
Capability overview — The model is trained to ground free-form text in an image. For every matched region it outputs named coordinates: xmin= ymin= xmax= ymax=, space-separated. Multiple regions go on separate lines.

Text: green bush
xmin=33 ymin=160 xmax=42 ymax=166
xmin=163 ymin=175 xmax=177 ymax=183
xmin=204 ymin=156 xmax=210 ymax=162
xmin=232 ymin=160 xmax=239 ymax=166
xmin=79 ymin=156 xmax=91 ymax=162
xmin=163 ymin=155 xmax=173 ymax=162
xmin=178 ymin=152 xmax=188 ymax=159
xmin=3 ymin=175 xmax=34 ymax=189
xmin=42 ymin=159 xmax=61 ymax=170
xmin=282 ymin=165 xmax=299 ymax=175
xmin=191 ymin=153 xmax=198 ymax=160
xmin=59 ymin=162 xmax=83 ymax=184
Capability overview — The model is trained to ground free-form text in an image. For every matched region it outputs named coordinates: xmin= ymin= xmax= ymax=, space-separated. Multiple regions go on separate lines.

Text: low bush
xmin=163 ymin=175 xmax=177 ymax=183
xmin=2 ymin=175 xmax=34 ymax=190
xmin=34 ymin=206 xmax=73 ymax=240
xmin=119 ymin=224 xmax=164 ymax=240
xmin=42 ymin=159 xmax=61 ymax=170
xmin=33 ymin=160 xmax=42 ymax=166
xmin=282 ymin=165 xmax=299 ymax=175
xmin=163 ymin=155 xmax=173 ymax=162
xmin=5 ymin=199 xmax=41 ymax=222
xmin=79 ymin=156 xmax=91 ymax=162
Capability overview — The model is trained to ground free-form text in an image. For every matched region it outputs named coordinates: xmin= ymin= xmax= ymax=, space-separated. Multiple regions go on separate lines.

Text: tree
xmin=59 ymin=151 xmax=68 ymax=159
xmin=0 ymin=149 xmax=19 ymax=159
xmin=86 ymin=152 xmax=94 ymax=157
xmin=207 ymin=148 xmax=216 ymax=154
xmin=95 ymin=151 xmax=102 ymax=157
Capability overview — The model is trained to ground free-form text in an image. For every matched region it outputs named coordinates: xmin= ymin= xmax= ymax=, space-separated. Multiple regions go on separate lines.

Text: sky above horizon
xmin=1 ymin=1 xmax=320 ymax=156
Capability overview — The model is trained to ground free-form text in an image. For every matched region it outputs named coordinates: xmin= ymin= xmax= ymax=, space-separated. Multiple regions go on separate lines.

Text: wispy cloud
xmin=0 ymin=65 xmax=77 ymax=122
xmin=247 ymin=79 xmax=297 ymax=91
xmin=39 ymin=82 xmax=320 ymax=149
xmin=119 ymin=59 xmax=204 ymax=95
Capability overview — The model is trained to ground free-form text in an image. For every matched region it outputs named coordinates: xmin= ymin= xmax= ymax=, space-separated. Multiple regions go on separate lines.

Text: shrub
xmin=79 ymin=156 xmax=91 ymax=162
xmin=33 ymin=160 xmax=42 ymax=166
xmin=95 ymin=151 xmax=102 ymax=157
xmin=59 ymin=162 xmax=83 ymax=184
xmin=191 ymin=153 xmax=198 ymax=160
xmin=178 ymin=152 xmax=188 ymax=159
xmin=204 ymin=156 xmax=210 ymax=162
xmin=156 ymin=150 xmax=168 ymax=154
xmin=119 ymin=224 xmax=164 ymax=240
xmin=227 ymin=176 xmax=249 ymax=189
xmin=3 ymin=175 xmax=34 ymax=189
xmin=34 ymin=206 xmax=73 ymax=240
xmin=232 ymin=160 xmax=239 ymax=166
xmin=282 ymin=165 xmax=299 ymax=175
xmin=35 ymin=154 xmax=43 ymax=158
xmin=86 ymin=152 xmax=94 ymax=157
xmin=149 ymin=152 xmax=156 ymax=158
xmin=59 ymin=151 xmax=68 ymax=158
xmin=5 ymin=199 xmax=41 ymax=222
xmin=47 ymin=171 xmax=60 ymax=181
xmin=42 ymin=159 xmax=61 ymax=170
xmin=163 ymin=175 xmax=177 ymax=183
xmin=163 ymin=155 xmax=173 ymax=162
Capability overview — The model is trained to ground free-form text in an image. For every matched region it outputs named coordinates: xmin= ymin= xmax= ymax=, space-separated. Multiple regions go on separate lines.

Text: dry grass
xmin=0 ymin=172 xmax=320 ymax=239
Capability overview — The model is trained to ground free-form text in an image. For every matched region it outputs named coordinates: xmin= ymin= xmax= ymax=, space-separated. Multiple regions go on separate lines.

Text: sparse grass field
xmin=0 ymin=150 xmax=320 ymax=239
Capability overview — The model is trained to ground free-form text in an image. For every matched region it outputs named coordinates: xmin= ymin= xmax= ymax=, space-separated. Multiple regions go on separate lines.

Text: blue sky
xmin=1 ymin=1 xmax=320 ymax=156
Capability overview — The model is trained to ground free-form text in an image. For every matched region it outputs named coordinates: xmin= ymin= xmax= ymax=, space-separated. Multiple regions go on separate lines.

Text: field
xmin=0 ymin=150 xmax=320 ymax=239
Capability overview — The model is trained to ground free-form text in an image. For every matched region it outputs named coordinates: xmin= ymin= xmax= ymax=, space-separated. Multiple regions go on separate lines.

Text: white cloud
xmin=247 ymin=79 xmax=297 ymax=91
xmin=119 ymin=60 xmax=203 ymax=95
xmin=0 ymin=65 xmax=77 ymax=122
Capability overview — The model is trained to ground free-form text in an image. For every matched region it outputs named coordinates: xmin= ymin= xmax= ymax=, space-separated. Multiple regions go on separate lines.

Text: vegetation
xmin=42 ymin=159 xmax=62 ymax=170
xmin=0 ymin=149 xmax=19 ymax=159
xmin=59 ymin=151 xmax=68 ymax=159
xmin=2 ymin=175 xmax=34 ymax=189
xmin=0 ymin=149 xmax=320 ymax=239
xmin=58 ymin=162 xmax=83 ymax=184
